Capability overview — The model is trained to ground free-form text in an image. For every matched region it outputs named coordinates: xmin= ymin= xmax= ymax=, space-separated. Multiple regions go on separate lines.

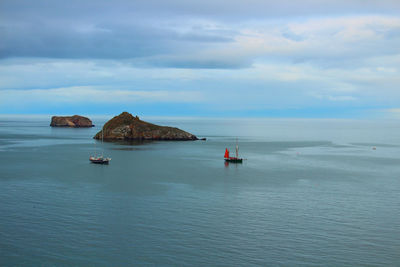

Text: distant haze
xmin=1 ymin=0 xmax=400 ymax=118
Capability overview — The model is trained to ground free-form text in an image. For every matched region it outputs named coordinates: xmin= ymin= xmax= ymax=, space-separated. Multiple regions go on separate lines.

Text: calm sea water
xmin=0 ymin=115 xmax=399 ymax=266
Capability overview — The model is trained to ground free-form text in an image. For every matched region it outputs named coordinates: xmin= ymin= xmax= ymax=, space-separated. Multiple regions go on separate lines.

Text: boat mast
xmin=236 ymin=138 xmax=239 ymax=158
xmin=101 ymin=127 xmax=104 ymax=158
xmin=94 ymin=131 xmax=97 ymax=157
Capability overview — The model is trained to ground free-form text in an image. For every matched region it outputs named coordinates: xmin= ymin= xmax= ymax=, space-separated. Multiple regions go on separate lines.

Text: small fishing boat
xmin=90 ymin=127 xmax=111 ymax=164
xmin=224 ymin=139 xmax=243 ymax=163
xmin=89 ymin=155 xmax=111 ymax=164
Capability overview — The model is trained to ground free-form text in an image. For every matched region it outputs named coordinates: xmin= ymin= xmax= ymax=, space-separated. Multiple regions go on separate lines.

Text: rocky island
xmin=94 ymin=112 xmax=198 ymax=140
xmin=50 ymin=115 xmax=94 ymax=127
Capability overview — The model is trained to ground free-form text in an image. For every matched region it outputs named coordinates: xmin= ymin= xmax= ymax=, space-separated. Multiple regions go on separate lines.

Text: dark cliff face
xmin=50 ymin=115 xmax=94 ymax=127
xmin=94 ymin=112 xmax=198 ymax=140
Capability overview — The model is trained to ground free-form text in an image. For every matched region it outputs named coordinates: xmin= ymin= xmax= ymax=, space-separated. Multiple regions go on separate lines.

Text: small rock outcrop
xmin=50 ymin=115 xmax=94 ymax=127
xmin=94 ymin=112 xmax=198 ymax=140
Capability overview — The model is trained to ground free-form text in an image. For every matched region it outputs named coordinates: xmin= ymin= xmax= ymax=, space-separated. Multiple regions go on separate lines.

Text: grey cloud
xmin=0 ymin=19 xmax=235 ymax=59
xmin=1 ymin=0 xmax=400 ymax=69
xmin=141 ymin=55 xmax=251 ymax=69
xmin=2 ymin=0 xmax=400 ymax=20
xmin=0 ymin=0 xmax=238 ymax=64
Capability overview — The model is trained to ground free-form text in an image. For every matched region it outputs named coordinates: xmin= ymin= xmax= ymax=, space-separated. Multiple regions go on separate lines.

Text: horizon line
xmin=0 ymin=113 xmax=397 ymax=121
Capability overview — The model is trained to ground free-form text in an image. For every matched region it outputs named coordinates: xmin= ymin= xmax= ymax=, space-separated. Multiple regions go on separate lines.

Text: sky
xmin=0 ymin=0 xmax=400 ymax=118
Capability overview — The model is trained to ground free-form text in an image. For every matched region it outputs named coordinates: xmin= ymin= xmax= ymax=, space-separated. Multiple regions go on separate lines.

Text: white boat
xmin=90 ymin=127 xmax=111 ymax=164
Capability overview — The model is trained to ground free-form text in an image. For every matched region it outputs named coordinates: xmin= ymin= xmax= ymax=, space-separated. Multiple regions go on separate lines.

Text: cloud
xmin=309 ymin=93 xmax=358 ymax=102
xmin=2 ymin=0 xmax=400 ymax=21
xmin=385 ymin=108 xmax=400 ymax=113
xmin=376 ymin=108 xmax=400 ymax=119
xmin=0 ymin=86 xmax=203 ymax=106
xmin=0 ymin=57 xmax=398 ymax=111
xmin=0 ymin=0 xmax=400 ymax=117
xmin=1 ymin=0 xmax=400 ymax=69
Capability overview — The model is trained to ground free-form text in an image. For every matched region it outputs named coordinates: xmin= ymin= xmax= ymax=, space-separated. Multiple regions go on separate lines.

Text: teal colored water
xmin=1 ymin=115 xmax=400 ymax=266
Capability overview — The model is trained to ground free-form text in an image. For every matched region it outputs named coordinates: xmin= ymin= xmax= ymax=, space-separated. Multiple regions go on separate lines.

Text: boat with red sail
xmin=224 ymin=140 xmax=243 ymax=163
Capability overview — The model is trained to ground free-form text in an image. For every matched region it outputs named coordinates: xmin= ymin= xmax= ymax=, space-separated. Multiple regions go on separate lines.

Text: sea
xmin=0 ymin=115 xmax=399 ymax=266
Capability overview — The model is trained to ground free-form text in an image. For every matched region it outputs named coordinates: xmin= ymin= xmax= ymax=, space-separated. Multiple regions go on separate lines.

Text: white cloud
xmin=0 ymin=86 xmax=204 ymax=106
xmin=309 ymin=93 xmax=357 ymax=102
xmin=0 ymin=54 xmax=399 ymax=111
xmin=377 ymin=108 xmax=400 ymax=119
xmin=232 ymin=15 xmax=400 ymax=64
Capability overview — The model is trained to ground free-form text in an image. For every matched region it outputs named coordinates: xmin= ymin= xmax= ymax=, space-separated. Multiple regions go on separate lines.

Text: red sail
xmin=224 ymin=148 xmax=229 ymax=158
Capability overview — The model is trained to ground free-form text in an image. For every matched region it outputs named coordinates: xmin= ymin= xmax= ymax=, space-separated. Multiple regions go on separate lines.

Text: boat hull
xmin=90 ymin=160 xmax=109 ymax=164
xmin=224 ymin=157 xmax=243 ymax=163
xmin=89 ymin=157 xmax=111 ymax=164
